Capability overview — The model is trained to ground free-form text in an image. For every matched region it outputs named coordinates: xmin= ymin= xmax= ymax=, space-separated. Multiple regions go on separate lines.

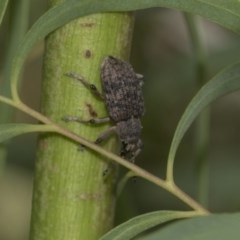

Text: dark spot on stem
xmin=85 ymin=49 xmax=92 ymax=58
xmin=80 ymin=22 xmax=95 ymax=28
xmin=86 ymin=103 xmax=98 ymax=117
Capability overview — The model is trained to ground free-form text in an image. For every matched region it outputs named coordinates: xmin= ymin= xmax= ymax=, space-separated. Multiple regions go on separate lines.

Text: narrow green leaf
xmin=0 ymin=0 xmax=9 ymax=24
xmin=167 ymin=62 xmax=240 ymax=179
xmin=100 ymin=211 xmax=198 ymax=240
xmin=10 ymin=0 xmax=240 ymax=98
xmin=1 ymin=0 xmax=30 ymax=122
xmin=0 ymin=123 xmax=56 ymax=142
xmin=141 ymin=213 xmax=240 ymax=240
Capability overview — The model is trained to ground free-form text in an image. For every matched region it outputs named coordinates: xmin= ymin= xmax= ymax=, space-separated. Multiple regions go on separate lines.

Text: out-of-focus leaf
xmin=10 ymin=0 xmax=240 ymax=97
xmin=139 ymin=213 xmax=240 ymax=240
xmin=0 ymin=123 xmax=56 ymax=142
xmin=0 ymin=0 xmax=9 ymax=24
xmin=1 ymin=0 xmax=30 ymax=122
xmin=167 ymin=62 xmax=240 ymax=176
xmin=100 ymin=210 xmax=198 ymax=240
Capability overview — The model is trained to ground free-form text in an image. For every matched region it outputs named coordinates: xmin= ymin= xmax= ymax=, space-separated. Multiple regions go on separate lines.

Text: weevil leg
xmin=95 ymin=126 xmax=117 ymax=144
xmin=62 ymin=116 xmax=113 ymax=147
xmin=65 ymin=72 xmax=104 ymax=99
xmin=136 ymin=73 xmax=144 ymax=86
xmin=129 ymin=148 xmax=141 ymax=163
xmin=136 ymin=73 xmax=144 ymax=79
xmin=89 ymin=117 xmax=110 ymax=124
xmin=62 ymin=116 xmax=110 ymax=124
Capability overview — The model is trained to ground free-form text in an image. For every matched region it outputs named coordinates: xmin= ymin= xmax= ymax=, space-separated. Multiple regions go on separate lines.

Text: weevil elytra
xmin=63 ymin=56 xmax=145 ymax=162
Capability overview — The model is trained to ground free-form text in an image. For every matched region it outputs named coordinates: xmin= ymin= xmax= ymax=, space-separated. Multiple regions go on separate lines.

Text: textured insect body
xmin=101 ymin=56 xmax=144 ymax=122
xmin=64 ymin=56 xmax=145 ymax=162
xmin=100 ymin=56 xmax=144 ymax=162
xmin=116 ymin=118 xmax=143 ymax=161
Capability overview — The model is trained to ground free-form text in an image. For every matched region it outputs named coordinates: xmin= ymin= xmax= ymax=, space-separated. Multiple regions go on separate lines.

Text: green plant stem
xmin=0 ymin=95 xmax=209 ymax=215
xmin=194 ymin=111 xmax=210 ymax=206
xmin=1 ymin=87 xmax=210 ymax=216
xmin=184 ymin=13 xmax=210 ymax=207
xmin=29 ymin=2 xmax=135 ymax=238
xmin=116 ymin=171 xmax=137 ymax=197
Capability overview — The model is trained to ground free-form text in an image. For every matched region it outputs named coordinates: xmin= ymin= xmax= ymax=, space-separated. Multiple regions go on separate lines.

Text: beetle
xmin=63 ymin=56 xmax=144 ymax=162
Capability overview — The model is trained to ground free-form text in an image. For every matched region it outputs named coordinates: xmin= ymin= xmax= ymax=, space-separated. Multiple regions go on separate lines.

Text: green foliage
xmin=8 ymin=0 xmax=240 ymax=100
xmin=1 ymin=0 xmax=240 ymax=239
xmin=167 ymin=62 xmax=240 ymax=182
xmin=0 ymin=124 xmax=56 ymax=142
xmin=138 ymin=213 xmax=240 ymax=240
xmin=100 ymin=211 xmax=198 ymax=240
xmin=0 ymin=0 xmax=8 ymax=24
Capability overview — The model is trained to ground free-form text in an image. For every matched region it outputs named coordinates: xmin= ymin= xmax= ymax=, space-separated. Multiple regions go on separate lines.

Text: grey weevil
xmin=63 ymin=56 xmax=145 ymax=162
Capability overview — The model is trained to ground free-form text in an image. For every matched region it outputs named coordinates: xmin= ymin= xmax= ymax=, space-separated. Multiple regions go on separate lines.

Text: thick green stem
xmin=184 ymin=13 xmax=210 ymax=207
xmin=29 ymin=4 xmax=134 ymax=240
xmin=0 ymin=96 xmax=208 ymax=214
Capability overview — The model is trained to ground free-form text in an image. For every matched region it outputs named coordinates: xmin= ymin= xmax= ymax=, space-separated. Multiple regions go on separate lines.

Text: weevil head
xmin=120 ymin=139 xmax=143 ymax=163
xmin=116 ymin=118 xmax=143 ymax=162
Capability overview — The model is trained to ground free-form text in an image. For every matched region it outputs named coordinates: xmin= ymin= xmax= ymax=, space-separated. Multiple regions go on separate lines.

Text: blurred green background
xmin=1 ymin=2 xmax=240 ymax=240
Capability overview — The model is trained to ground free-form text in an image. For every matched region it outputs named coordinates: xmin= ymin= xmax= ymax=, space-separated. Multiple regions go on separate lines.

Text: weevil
xmin=63 ymin=56 xmax=144 ymax=162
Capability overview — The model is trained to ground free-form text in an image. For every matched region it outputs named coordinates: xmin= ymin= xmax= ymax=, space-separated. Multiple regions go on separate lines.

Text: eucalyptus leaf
xmin=100 ymin=211 xmax=197 ymax=240
xmin=1 ymin=0 xmax=30 ymax=123
xmin=167 ymin=62 xmax=240 ymax=177
xmin=140 ymin=213 xmax=240 ymax=240
xmin=0 ymin=123 xmax=56 ymax=142
xmin=10 ymin=0 xmax=240 ymax=97
xmin=0 ymin=0 xmax=9 ymax=25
